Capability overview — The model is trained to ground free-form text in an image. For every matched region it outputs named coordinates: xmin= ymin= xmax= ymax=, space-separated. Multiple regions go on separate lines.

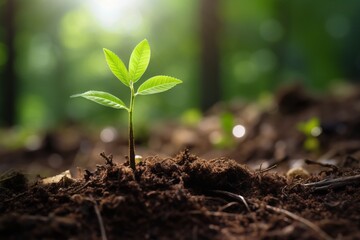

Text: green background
xmin=1 ymin=0 xmax=359 ymax=130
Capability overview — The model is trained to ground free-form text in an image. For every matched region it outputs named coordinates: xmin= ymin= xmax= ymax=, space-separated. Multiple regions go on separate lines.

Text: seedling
xmin=71 ymin=39 xmax=182 ymax=170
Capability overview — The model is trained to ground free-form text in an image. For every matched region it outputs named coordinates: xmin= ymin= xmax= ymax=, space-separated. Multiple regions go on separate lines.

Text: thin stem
xmin=128 ymin=83 xmax=136 ymax=170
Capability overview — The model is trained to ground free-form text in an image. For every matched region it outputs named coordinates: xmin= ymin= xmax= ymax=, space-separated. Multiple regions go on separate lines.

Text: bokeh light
xmin=232 ymin=125 xmax=246 ymax=138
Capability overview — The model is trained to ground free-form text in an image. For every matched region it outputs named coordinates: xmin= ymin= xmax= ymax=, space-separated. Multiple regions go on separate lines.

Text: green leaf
xmin=129 ymin=39 xmax=151 ymax=83
xmin=103 ymin=48 xmax=129 ymax=87
xmin=71 ymin=91 xmax=129 ymax=110
xmin=136 ymin=76 xmax=182 ymax=95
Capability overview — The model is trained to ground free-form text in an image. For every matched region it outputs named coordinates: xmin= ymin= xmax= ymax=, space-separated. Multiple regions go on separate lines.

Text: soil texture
xmin=1 ymin=150 xmax=360 ymax=240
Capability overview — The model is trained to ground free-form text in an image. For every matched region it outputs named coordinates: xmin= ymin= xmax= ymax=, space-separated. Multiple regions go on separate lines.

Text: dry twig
xmin=213 ymin=190 xmax=333 ymax=240
xmin=89 ymin=196 xmax=107 ymax=240
xmin=218 ymin=202 xmax=240 ymax=212
xmin=100 ymin=152 xmax=114 ymax=166
xmin=303 ymin=174 xmax=360 ymax=190
xmin=212 ymin=190 xmax=251 ymax=212
xmin=265 ymin=205 xmax=333 ymax=240
xmin=257 ymin=164 xmax=278 ymax=173
xmin=305 ymin=159 xmax=338 ymax=171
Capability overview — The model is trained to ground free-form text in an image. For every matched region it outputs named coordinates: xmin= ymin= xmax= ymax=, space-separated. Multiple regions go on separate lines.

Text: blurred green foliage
xmin=217 ymin=112 xmax=236 ymax=148
xmin=12 ymin=0 xmax=197 ymax=130
xmin=297 ymin=117 xmax=321 ymax=152
xmin=1 ymin=0 xmax=360 ymax=130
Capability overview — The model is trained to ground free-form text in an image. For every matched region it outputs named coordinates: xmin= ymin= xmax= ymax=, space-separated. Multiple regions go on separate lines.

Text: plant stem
xmin=128 ymin=84 xmax=136 ymax=170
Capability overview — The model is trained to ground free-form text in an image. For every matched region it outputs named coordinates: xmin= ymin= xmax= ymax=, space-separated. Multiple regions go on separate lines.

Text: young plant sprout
xmin=71 ymin=39 xmax=182 ymax=170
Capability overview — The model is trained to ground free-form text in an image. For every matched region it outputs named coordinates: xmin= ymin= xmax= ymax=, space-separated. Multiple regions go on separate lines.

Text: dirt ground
xmin=1 ymin=150 xmax=360 ymax=239
xmin=1 ymin=85 xmax=360 ymax=239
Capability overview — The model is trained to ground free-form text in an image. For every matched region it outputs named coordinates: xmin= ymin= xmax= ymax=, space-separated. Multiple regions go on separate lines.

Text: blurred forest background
xmin=1 ymin=0 xmax=360 ymax=132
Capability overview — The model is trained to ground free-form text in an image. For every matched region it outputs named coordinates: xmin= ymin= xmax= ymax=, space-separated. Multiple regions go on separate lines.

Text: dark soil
xmin=1 ymin=150 xmax=360 ymax=240
xmin=1 ymin=85 xmax=360 ymax=239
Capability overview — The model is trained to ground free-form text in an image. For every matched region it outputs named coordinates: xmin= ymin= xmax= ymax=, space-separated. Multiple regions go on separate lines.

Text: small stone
xmin=286 ymin=167 xmax=310 ymax=180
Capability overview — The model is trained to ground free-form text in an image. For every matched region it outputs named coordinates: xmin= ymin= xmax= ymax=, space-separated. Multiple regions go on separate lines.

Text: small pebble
xmin=286 ymin=167 xmax=310 ymax=180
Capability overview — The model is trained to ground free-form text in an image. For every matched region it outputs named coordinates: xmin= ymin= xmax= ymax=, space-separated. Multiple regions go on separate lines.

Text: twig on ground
xmin=259 ymin=156 xmax=289 ymax=172
xmin=265 ymin=205 xmax=333 ymax=240
xmin=212 ymin=190 xmax=259 ymax=235
xmin=303 ymin=174 xmax=360 ymax=190
xmin=257 ymin=164 xmax=278 ymax=173
xmin=305 ymin=159 xmax=338 ymax=172
xmin=89 ymin=196 xmax=107 ymax=240
xmin=213 ymin=190 xmax=333 ymax=240
xmin=212 ymin=190 xmax=251 ymax=213
xmin=218 ymin=202 xmax=240 ymax=212
xmin=100 ymin=152 xmax=114 ymax=166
